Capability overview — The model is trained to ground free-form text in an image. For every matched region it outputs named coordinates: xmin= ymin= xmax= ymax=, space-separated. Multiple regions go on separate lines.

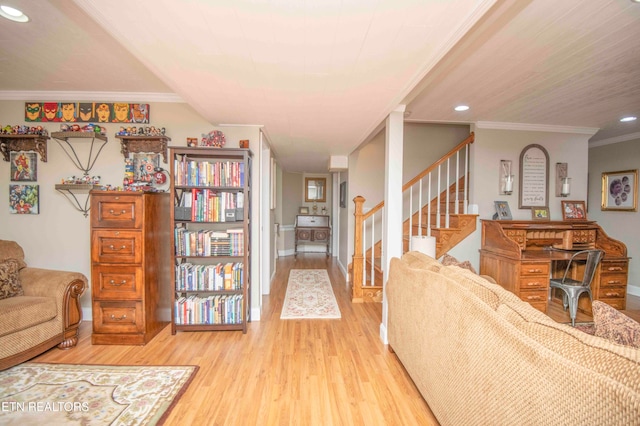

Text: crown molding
xmin=589 ymin=132 xmax=640 ymax=148
xmin=475 ymin=121 xmax=599 ymax=135
xmin=0 ymin=91 xmax=184 ymax=103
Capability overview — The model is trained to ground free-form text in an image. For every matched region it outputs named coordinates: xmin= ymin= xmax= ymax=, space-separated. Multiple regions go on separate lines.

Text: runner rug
xmin=0 ymin=362 xmax=198 ymax=425
xmin=281 ymin=269 xmax=341 ymax=319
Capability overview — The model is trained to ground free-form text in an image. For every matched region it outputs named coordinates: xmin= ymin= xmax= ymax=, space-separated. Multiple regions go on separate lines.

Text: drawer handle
xmin=108 ymin=245 xmax=127 ymax=251
xmin=606 ymin=280 xmax=622 ymax=285
xmin=605 ymin=292 xmax=621 ymax=297
xmin=526 ymin=282 xmax=541 ymax=286
xmin=527 ymin=295 xmax=542 ymax=300
xmin=109 ymin=279 xmax=127 ymax=286
xmin=110 ymin=314 xmax=127 ymax=320
xmin=527 ymin=269 xmax=543 ymax=273
xmin=109 ymin=209 xmax=127 ymax=216
xmin=607 ymin=267 xmax=623 ymax=271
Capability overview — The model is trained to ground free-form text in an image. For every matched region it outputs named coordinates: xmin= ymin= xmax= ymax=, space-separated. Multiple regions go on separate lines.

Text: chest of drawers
xmin=294 ymin=214 xmax=330 ymax=257
xmin=90 ymin=191 xmax=170 ymax=345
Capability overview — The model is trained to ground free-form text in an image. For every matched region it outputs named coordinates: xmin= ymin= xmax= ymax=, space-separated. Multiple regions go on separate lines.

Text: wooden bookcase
xmin=169 ymin=147 xmax=252 ymax=334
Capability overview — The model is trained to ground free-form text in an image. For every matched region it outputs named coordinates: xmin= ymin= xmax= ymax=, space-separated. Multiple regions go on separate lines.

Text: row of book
xmin=174 ymin=294 xmax=243 ymax=325
xmin=174 ymin=227 xmax=244 ymax=257
xmin=179 ymin=189 xmax=244 ymax=222
xmin=175 ymin=262 xmax=243 ymax=291
xmin=174 ymin=158 xmax=245 ymax=187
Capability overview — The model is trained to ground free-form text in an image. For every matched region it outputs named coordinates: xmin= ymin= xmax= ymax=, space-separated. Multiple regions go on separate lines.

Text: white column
xmin=381 ymin=105 xmax=404 ymax=344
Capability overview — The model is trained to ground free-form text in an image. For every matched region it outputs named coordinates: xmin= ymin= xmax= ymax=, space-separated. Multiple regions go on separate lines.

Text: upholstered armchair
xmin=0 ymin=239 xmax=87 ymax=370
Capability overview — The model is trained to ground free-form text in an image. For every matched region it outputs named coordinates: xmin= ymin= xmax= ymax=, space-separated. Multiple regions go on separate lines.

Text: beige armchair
xmin=0 ymin=240 xmax=87 ymax=370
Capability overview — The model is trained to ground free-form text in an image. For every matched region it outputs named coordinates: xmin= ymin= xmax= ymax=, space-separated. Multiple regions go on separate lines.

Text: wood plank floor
xmin=29 ymin=254 xmax=640 ymax=425
xmin=33 ymin=254 xmax=439 ymax=426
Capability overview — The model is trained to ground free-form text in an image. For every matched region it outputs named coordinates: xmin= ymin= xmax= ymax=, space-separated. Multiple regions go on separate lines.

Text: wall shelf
xmin=54 ymin=183 xmax=98 ymax=217
xmin=117 ymin=135 xmax=171 ymax=163
xmin=0 ymin=134 xmax=49 ymax=162
xmin=51 ymin=132 xmax=108 ymax=175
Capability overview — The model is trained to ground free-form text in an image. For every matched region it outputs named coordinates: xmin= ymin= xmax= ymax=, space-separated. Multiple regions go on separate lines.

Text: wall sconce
xmin=500 ymin=160 xmax=514 ymax=195
xmin=556 ymin=163 xmax=571 ymax=197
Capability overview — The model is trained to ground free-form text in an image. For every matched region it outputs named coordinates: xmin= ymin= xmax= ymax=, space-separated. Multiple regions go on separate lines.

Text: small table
xmin=294 ymin=214 xmax=330 ymax=257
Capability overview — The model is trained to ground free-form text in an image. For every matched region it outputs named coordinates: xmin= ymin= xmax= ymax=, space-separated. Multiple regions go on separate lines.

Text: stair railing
xmin=351 ymin=132 xmax=474 ymax=302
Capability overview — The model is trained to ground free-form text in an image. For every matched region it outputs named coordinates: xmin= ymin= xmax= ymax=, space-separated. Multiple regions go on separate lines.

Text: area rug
xmin=0 ymin=363 xmax=198 ymax=425
xmin=281 ymin=269 xmax=341 ymax=319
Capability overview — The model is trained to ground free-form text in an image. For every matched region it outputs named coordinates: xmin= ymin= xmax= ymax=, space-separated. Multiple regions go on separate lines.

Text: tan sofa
xmin=387 ymin=251 xmax=640 ymax=426
xmin=0 ymin=240 xmax=87 ymax=370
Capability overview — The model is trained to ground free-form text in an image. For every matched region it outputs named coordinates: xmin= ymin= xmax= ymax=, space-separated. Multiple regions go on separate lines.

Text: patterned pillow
xmin=440 ymin=253 xmax=477 ymax=274
xmin=0 ymin=259 xmax=24 ymax=300
xmin=592 ymin=300 xmax=640 ymax=348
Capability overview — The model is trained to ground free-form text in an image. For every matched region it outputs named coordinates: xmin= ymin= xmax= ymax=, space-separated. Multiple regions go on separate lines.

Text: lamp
xmin=499 ymin=160 xmax=514 ymax=195
xmin=561 ymin=177 xmax=571 ymax=197
xmin=556 ymin=163 xmax=570 ymax=197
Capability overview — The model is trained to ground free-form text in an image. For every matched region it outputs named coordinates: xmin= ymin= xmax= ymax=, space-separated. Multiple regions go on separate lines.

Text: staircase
xmin=351 ymin=133 xmax=477 ymax=303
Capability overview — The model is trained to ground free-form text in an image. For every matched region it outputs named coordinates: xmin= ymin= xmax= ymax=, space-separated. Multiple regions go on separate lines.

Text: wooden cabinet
xmin=480 ymin=220 xmax=629 ymax=314
xmin=294 ymin=215 xmax=330 ymax=257
xmin=90 ymin=191 xmax=170 ymax=345
xmin=169 ymin=147 xmax=252 ymax=334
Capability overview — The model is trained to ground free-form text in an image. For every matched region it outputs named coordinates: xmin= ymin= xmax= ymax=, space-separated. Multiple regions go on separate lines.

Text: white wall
xmin=450 ymin=125 xmax=592 ymax=267
xmin=0 ymin=100 xmax=264 ymax=319
xmin=588 ymin=136 xmax=640 ymax=296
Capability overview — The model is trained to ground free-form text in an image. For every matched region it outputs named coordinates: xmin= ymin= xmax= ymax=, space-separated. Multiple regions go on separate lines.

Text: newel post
xmin=352 ymin=195 xmax=365 ymax=303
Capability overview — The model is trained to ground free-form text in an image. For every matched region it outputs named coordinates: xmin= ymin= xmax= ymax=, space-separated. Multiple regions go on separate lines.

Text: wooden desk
xmin=295 ymin=215 xmax=330 ymax=257
xmin=480 ymin=220 xmax=629 ymax=313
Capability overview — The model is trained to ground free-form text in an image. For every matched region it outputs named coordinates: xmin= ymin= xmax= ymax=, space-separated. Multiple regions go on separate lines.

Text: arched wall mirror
xmin=305 ymin=177 xmax=326 ymax=202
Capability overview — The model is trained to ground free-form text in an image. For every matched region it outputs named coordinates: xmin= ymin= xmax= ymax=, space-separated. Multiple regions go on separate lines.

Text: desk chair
xmin=548 ymin=249 xmax=604 ymax=326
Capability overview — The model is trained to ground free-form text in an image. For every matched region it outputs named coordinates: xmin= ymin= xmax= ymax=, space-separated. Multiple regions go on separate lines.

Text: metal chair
xmin=548 ymin=249 xmax=604 ymax=326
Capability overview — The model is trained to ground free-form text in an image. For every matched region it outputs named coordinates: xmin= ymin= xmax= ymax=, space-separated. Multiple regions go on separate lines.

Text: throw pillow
xmin=0 ymin=259 xmax=24 ymax=300
xmin=440 ymin=253 xmax=477 ymax=274
xmin=592 ymin=300 xmax=640 ymax=348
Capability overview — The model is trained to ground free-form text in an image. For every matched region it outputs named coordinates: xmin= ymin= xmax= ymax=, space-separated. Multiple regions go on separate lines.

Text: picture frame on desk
xmin=299 ymin=206 xmax=309 ymax=214
xmin=531 ymin=207 xmax=550 ymax=221
xmin=561 ymin=200 xmax=587 ymax=221
xmin=601 ymin=169 xmax=638 ymax=212
xmin=493 ymin=201 xmax=512 ymax=220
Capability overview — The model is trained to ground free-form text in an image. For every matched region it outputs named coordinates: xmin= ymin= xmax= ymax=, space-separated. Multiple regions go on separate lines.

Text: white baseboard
xmin=251 ymin=307 xmax=261 ymax=321
xmin=627 ymin=285 xmax=640 ymax=297
xmin=278 ymin=249 xmax=296 ymax=257
xmin=379 ymin=322 xmax=388 ymax=345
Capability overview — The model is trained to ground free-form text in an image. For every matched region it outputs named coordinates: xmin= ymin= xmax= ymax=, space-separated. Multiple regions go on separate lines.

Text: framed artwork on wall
xmin=9 ymin=184 xmax=39 ymax=214
xmin=531 ymin=207 xmax=550 ymax=221
xmin=519 ymin=144 xmax=549 ymax=209
xmin=601 ymin=169 xmax=638 ymax=211
xmin=10 ymin=151 xmax=37 ymax=182
xmin=340 ymin=181 xmax=346 ymax=208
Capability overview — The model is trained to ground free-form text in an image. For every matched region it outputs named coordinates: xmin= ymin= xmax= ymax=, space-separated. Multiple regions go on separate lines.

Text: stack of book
xmin=174 ymin=294 xmax=243 ymax=325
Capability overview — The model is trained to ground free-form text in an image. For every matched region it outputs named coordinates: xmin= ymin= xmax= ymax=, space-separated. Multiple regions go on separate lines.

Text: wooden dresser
xmin=480 ymin=220 xmax=629 ymax=314
xmin=295 ymin=214 xmax=330 ymax=257
xmin=90 ymin=190 xmax=170 ymax=345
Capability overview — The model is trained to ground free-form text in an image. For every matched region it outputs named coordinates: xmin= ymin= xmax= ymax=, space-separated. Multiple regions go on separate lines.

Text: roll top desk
xmin=480 ymin=220 xmax=629 ymax=314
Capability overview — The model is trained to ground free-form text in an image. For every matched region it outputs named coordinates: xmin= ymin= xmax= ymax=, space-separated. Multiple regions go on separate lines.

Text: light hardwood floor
xmin=33 ymin=254 xmax=439 ymax=426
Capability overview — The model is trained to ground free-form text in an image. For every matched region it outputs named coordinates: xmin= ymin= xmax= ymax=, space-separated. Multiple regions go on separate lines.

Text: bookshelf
xmin=169 ymin=147 xmax=252 ymax=334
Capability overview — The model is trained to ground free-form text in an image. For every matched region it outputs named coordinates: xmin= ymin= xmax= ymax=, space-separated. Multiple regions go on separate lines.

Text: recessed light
xmin=620 ymin=116 xmax=637 ymax=122
xmin=454 ymin=105 xmax=470 ymax=112
xmin=0 ymin=5 xmax=29 ymax=22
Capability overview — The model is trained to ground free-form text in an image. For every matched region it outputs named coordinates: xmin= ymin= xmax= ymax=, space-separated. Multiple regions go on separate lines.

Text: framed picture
xmin=494 ymin=201 xmax=512 ymax=220
xmin=531 ymin=207 xmax=550 ymax=221
xmin=299 ymin=206 xmax=309 ymax=214
xmin=519 ymin=144 xmax=549 ymax=209
xmin=132 ymin=153 xmax=160 ymax=182
xmin=340 ymin=181 xmax=346 ymax=208
xmin=601 ymin=169 xmax=638 ymax=211
xmin=561 ymin=200 xmax=587 ymax=221
xmin=10 ymin=151 xmax=37 ymax=181
xmin=9 ymin=184 xmax=39 ymax=214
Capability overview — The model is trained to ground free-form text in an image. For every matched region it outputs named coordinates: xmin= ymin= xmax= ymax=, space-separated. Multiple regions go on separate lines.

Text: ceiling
xmin=0 ymin=0 xmax=638 ymax=173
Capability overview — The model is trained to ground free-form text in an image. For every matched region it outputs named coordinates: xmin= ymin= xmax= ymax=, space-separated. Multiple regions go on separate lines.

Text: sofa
xmin=0 ymin=240 xmax=87 ymax=370
xmin=387 ymin=251 xmax=640 ymax=426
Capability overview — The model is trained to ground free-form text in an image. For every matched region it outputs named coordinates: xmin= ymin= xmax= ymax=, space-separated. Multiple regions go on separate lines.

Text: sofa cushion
xmin=592 ymin=301 xmax=640 ymax=348
xmin=0 ymin=240 xmax=27 ymax=270
xmin=0 ymin=259 xmax=23 ymax=300
xmin=441 ymin=253 xmax=477 ymax=274
xmin=438 ymin=266 xmax=509 ymax=310
xmin=0 ymin=295 xmax=57 ymax=337
xmin=401 ymin=251 xmax=442 ymax=271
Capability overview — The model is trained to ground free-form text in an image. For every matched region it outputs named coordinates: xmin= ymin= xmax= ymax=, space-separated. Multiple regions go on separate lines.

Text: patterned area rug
xmin=281 ymin=269 xmax=341 ymax=319
xmin=0 ymin=363 xmax=197 ymax=425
